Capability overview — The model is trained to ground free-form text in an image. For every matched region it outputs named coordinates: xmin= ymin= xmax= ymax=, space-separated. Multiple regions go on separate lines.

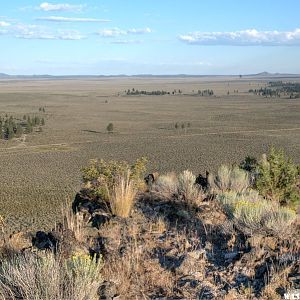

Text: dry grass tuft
xmin=61 ymin=200 xmax=86 ymax=242
xmin=109 ymin=171 xmax=138 ymax=218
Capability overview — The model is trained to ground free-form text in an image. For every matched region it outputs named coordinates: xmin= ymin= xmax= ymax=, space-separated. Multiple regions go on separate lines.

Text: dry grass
xmin=61 ymin=200 xmax=86 ymax=242
xmin=102 ymin=234 xmax=176 ymax=299
xmin=109 ymin=171 xmax=138 ymax=218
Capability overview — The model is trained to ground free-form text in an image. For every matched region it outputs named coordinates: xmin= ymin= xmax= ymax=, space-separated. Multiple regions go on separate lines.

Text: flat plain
xmin=1 ymin=76 xmax=300 ymax=232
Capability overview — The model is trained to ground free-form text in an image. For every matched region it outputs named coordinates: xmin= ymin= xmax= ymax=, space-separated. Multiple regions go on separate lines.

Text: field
xmin=1 ymin=76 xmax=300 ymax=232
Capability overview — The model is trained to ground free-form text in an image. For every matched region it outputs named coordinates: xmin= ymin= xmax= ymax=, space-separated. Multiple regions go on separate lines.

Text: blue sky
xmin=0 ymin=0 xmax=300 ymax=75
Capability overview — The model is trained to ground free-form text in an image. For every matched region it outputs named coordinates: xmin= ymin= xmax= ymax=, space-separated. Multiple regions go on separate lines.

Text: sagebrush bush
xmin=0 ymin=252 xmax=103 ymax=300
xmin=256 ymin=148 xmax=300 ymax=208
xmin=208 ymin=165 xmax=249 ymax=193
xmin=82 ymin=157 xmax=147 ymax=201
xmin=217 ymin=190 xmax=297 ymax=236
xmin=177 ymin=170 xmax=203 ymax=205
xmin=151 ymin=173 xmax=179 ymax=200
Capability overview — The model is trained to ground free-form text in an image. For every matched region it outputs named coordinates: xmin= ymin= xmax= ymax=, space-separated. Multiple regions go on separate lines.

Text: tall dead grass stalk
xmin=109 ymin=171 xmax=137 ymax=218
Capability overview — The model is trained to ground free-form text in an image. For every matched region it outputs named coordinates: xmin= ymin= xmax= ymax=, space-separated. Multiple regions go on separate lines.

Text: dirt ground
xmin=0 ymin=76 xmax=300 ymax=232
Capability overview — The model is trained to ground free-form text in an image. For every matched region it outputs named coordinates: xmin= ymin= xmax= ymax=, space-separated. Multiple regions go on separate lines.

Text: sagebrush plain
xmin=1 ymin=75 xmax=300 ymax=232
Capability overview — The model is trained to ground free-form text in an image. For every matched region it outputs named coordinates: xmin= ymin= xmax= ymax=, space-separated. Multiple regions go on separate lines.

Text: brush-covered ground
xmin=0 ymin=76 xmax=300 ymax=233
xmin=0 ymin=147 xmax=299 ymax=299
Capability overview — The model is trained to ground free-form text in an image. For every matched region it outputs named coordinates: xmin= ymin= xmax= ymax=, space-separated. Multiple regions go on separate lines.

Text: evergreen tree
xmin=106 ymin=123 xmax=114 ymax=133
xmin=15 ymin=124 xmax=23 ymax=137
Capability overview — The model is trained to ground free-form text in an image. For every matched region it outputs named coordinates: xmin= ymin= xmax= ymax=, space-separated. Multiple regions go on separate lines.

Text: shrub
xmin=110 ymin=171 xmax=137 ymax=218
xmin=82 ymin=157 xmax=147 ymax=201
xmin=0 ymin=251 xmax=103 ymax=300
xmin=106 ymin=122 xmax=114 ymax=133
xmin=177 ymin=170 xmax=203 ymax=205
xmin=151 ymin=173 xmax=178 ymax=200
xmin=256 ymin=148 xmax=300 ymax=207
xmin=208 ymin=165 xmax=249 ymax=194
xmin=217 ymin=190 xmax=297 ymax=236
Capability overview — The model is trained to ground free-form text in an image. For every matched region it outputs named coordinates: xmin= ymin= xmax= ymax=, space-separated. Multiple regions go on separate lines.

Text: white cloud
xmin=98 ymin=28 xmax=127 ymax=37
xmin=36 ymin=16 xmax=110 ymax=22
xmin=110 ymin=39 xmax=142 ymax=45
xmin=0 ymin=21 xmax=10 ymax=27
xmin=39 ymin=2 xmax=85 ymax=12
xmin=127 ymin=27 xmax=152 ymax=34
xmin=11 ymin=24 xmax=85 ymax=40
xmin=97 ymin=27 xmax=152 ymax=37
xmin=179 ymin=28 xmax=300 ymax=46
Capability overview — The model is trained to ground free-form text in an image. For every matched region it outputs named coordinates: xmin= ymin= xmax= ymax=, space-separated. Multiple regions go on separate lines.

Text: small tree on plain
xmin=106 ymin=123 xmax=114 ymax=133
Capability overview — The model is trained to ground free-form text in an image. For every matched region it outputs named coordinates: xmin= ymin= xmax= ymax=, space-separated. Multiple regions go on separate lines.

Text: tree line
xmin=0 ymin=114 xmax=45 ymax=140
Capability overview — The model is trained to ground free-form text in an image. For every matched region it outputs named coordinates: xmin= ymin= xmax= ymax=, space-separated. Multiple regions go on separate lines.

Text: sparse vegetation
xmin=0 ymin=78 xmax=299 ymax=300
xmin=197 ymin=89 xmax=214 ymax=96
xmin=126 ymin=88 xmax=170 ymax=95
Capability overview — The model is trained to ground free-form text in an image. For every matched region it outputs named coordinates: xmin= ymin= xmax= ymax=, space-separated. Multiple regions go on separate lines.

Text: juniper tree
xmin=106 ymin=122 xmax=114 ymax=133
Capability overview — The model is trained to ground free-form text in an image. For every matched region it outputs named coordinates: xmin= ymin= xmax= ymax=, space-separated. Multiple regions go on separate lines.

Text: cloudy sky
xmin=1 ymin=0 xmax=300 ymax=75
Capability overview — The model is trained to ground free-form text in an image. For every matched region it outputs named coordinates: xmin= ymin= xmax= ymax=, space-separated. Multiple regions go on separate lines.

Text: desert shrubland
xmin=0 ymin=149 xmax=299 ymax=300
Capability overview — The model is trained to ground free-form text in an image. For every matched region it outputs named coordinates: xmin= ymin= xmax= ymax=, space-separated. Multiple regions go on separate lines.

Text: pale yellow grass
xmin=109 ymin=172 xmax=137 ymax=218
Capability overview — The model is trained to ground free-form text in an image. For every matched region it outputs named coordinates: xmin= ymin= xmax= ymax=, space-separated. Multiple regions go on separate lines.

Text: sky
xmin=0 ymin=0 xmax=300 ymax=75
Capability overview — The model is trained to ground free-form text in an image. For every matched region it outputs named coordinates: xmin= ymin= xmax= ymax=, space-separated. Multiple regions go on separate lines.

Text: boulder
xmin=98 ymin=281 xmax=119 ymax=300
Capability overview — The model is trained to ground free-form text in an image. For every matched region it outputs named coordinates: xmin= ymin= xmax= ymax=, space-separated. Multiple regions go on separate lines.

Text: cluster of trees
xmin=175 ymin=122 xmax=191 ymax=134
xmin=197 ymin=89 xmax=214 ymax=96
xmin=39 ymin=107 xmax=46 ymax=113
xmin=269 ymin=81 xmax=300 ymax=99
xmin=172 ymin=89 xmax=182 ymax=95
xmin=0 ymin=114 xmax=45 ymax=140
xmin=248 ymin=88 xmax=280 ymax=97
xmin=126 ymin=88 xmax=170 ymax=96
xmin=249 ymin=82 xmax=300 ymax=99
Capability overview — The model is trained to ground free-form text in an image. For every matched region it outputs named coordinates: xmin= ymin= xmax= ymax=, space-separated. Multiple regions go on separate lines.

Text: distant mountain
xmin=246 ymin=71 xmax=299 ymax=77
xmin=0 ymin=73 xmax=9 ymax=78
xmin=0 ymin=72 xmax=299 ymax=79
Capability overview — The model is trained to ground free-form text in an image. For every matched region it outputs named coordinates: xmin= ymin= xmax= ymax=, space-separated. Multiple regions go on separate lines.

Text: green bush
xmin=82 ymin=157 xmax=147 ymax=201
xmin=256 ymin=147 xmax=300 ymax=208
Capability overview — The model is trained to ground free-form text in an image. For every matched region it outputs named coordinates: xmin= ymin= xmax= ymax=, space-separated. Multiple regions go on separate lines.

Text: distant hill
xmin=0 ymin=73 xmax=9 ymax=78
xmin=0 ymin=72 xmax=299 ymax=79
xmin=246 ymin=71 xmax=299 ymax=77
